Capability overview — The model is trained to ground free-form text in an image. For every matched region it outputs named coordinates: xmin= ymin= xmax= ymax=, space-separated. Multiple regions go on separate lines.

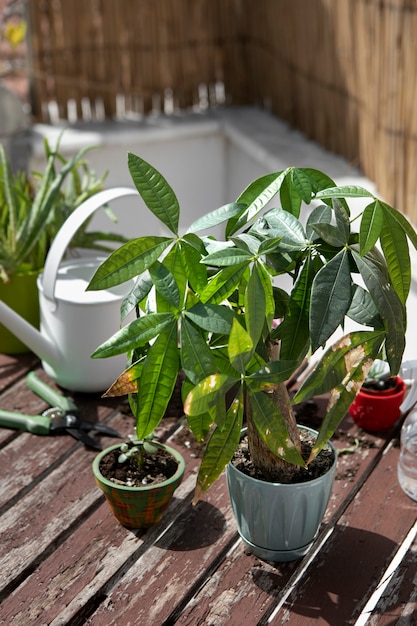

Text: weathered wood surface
xmin=0 ymin=353 xmax=415 ymax=625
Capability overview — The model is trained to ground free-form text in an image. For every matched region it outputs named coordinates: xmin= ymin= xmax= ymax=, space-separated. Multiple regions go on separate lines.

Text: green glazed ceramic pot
xmin=0 ymin=269 xmax=41 ymax=354
xmin=92 ymin=442 xmax=185 ymax=529
xmin=226 ymin=426 xmax=337 ymax=562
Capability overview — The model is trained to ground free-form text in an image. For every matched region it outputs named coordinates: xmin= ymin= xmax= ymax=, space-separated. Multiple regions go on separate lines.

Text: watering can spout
xmin=0 ymin=299 xmax=61 ymax=366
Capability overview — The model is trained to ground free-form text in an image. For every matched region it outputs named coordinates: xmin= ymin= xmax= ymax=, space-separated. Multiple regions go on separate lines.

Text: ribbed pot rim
xmin=92 ymin=441 xmax=186 ymax=492
xmin=228 ymin=425 xmax=337 ymax=488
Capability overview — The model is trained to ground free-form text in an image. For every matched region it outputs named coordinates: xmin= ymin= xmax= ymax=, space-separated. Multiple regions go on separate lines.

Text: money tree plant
xmin=88 ymin=153 xmax=417 ymax=500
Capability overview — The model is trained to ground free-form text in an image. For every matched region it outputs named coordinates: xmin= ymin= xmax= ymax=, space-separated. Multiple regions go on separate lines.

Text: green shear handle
xmin=26 ymin=372 xmax=78 ymax=413
xmin=0 ymin=411 xmax=51 ymax=434
xmin=0 ymin=373 xmax=76 ymax=435
xmin=0 ymin=371 xmax=122 ymax=448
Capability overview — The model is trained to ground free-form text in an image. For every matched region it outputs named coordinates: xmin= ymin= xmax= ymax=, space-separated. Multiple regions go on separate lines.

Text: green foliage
xmin=89 ymin=154 xmax=416 ymax=495
xmin=0 ymin=136 xmax=126 ymax=282
xmin=118 ymin=434 xmax=159 ymax=470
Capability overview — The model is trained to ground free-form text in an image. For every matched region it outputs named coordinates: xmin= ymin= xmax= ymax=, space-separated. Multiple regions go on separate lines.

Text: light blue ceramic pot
xmin=226 ymin=426 xmax=337 ymax=562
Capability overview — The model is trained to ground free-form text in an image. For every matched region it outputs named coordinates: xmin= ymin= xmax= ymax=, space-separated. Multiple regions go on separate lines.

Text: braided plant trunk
xmin=245 ymin=340 xmax=304 ymax=483
xmin=245 ymin=381 xmax=304 ymax=483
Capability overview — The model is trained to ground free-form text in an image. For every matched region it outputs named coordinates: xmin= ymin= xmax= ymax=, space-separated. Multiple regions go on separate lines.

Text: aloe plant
xmin=0 ymin=137 xmax=126 ymax=282
xmin=88 ymin=153 xmax=417 ymax=499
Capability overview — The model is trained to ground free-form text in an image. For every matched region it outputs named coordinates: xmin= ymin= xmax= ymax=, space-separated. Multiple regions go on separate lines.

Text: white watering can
xmin=0 ymin=187 xmax=140 ymax=392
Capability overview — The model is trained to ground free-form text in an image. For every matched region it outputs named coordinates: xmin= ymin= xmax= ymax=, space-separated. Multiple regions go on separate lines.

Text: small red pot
xmin=349 ymin=376 xmax=405 ymax=432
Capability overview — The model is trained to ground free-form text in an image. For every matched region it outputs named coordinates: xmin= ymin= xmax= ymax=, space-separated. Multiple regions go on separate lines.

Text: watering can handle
xmin=42 ymin=187 xmax=139 ymax=303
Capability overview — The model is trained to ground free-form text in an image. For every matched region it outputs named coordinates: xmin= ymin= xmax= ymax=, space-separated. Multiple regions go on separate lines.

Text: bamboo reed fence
xmin=27 ymin=0 xmax=417 ymax=223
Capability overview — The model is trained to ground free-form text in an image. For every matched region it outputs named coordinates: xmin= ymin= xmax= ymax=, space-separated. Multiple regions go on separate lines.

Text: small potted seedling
xmin=350 ymin=360 xmax=405 ymax=432
xmin=92 ymin=434 xmax=185 ymax=528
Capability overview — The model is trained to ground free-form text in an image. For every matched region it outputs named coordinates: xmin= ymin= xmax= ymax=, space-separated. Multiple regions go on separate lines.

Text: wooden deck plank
xmin=78 ymin=414 xmax=397 ymax=626
xmin=0 ymin=397 xmax=137 ymax=597
xmin=0 ymin=474 xmax=197 ymax=625
xmin=0 ymin=443 xmax=104 ymax=598
xmin=273 ymin=443 xmax=416 ymax=625
xmin=0 ymin=353 xmax=39 ymax=392
xmin=364 ymin=529 xmax=417 ymax=624
xmin=0 ymin=430 xmax=201 ymax=624
xmin=0 ymin=378 xmax=127 ymax=509
xmin=83 ymin=475 xmax=238 ymax=626
xmin=174 ymin=415 xmax=397 ymax=625
xmin=1 ymin=356 xmax=415 ymax=625
xmin=175 ymin=540 xmax=295 ymax=625
xmin=0 ymin=369 xmax=49 ymax=446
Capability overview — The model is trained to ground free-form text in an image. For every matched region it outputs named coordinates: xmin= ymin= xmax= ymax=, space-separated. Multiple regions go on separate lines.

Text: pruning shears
xmin=0 ymin=372 xmax=122 ymax=450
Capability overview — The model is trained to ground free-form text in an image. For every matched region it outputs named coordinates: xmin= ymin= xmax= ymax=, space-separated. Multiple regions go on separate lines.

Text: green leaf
xmin=249 ymin=390 xmax=305 ymax=466
xmin=228 ymin=318 xmax=253 ymax=374
xmin=303 ymin=168 xmax=337 ymax=194
xmin=257 ymin=236 xmax=283 ymax=256
xmin=347 ymin=284 xmax=383 ymax=328
xmin=245 ymin=263 xmax=267 ymax=348
xmin=352 ymin=250 xmax=406 ymax=373
xmin=128 ymin=152 xmax=180 ymax=235
xmin=226 ymin=170 xmax=287 ymax=236
xmin=380 ymin=206 xmax=411 ymax=303
xmin=120 ymin=271 xmax=153 ymax=320
xmin=200 ymin=264 xmax=248 ymax=304
xmin=184 ymin=374 xmax=237 ymax=417
xmin=185 ymin=302 xmax=235 ymax=334
xmin=310 ymin=249 xmax=351 ymax=351
xmin=195 ymin=390 xmax=244 ymax=496
xmin=248 ymin=359 xmax=299 ymax=388
xmin=359 ymin=200 xmax=383 ymax=255
xmin=333 ymin=200 xmax=351 ymax=241
xmin=305 ymin=204 xmax=332 ymax=240
xmin=232 ymin=233 xmax=263 ymax=255
xmin=181 ymin=239 xmax=207 ymax=292
xmin=275 ymin=252 xmax=316 ymax=360
xmin=260 ymin=207 xmax=307 ymax=251
xmin=185 ymin=412 xmax=213 ymax=444
xmin=201 ymin=247 xmax=253 ymax=267
xmin=310 ymin=384 xmax=361 ymax=462
xmin=181 ymin=232 xmax=207 ymax=254
xmin=290 ymin=168 xmax=313 ymax=203
xmin=273 ymin=286 xmax=289 ymax=318
xmin=160 ymin=241 xmax=189 ymax=310
xmin=257 ymin=262 xmax=276 ymax=328
xmin=294 ymin=330 xmax=385 ymax=404
xmin=16 ymin=145 xmax=93 ymax=266
xmin=149 ymin=260 xmax=180 ymax=309
xmin=187 ymin=202 xmax=245 ymax=233
xmin=180 ymin=318 xmax=217 ymax=384
xmin=136 ymin=322 xmax=180 ymax=438
xmin=311 ymin=223 xmax=349 ymax=247
xmin=380 ymin=201 xmax=417 ymax=251
xmin=88 ymin=236 xmax=171 ymax=290
xmin=91 ymin=312 xmax=174 ymax=358
xmin=316 ymin=185 xmax=375 ymax=200
xmin=279 ymin=174 xmax=302 ymax=217
xmin=209 ymin=394 xmax=228 ymax=429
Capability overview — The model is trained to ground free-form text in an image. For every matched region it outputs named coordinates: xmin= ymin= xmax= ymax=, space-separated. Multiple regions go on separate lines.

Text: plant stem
xmin=245 ymin=340 xmax=303 ymax=482
xmin=246 ymin=382 xmax=303 ymax=482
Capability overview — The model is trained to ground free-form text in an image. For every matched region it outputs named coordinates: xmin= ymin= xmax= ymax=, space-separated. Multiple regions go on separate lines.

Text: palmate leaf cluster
xmin=89 ymin=153 xmax=417 ymax=495
xmin=0 ymin=137 xmax=126 ymax=282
